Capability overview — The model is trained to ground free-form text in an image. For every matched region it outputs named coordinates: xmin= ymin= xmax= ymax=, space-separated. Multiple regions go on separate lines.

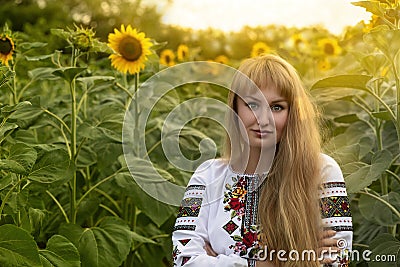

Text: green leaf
xmin=0 ymin=224 xmax=41 ymax=267
xmin=52 ymin=67 xmax=87 ymax=84
xmin=77 ymin=76 xmax=115 ymax=88
xmin=50 ymin=28 xmax=71 ymax=41
xmin=333 ymin=114 xmax=360 ymax=123
xmin=28 ymin=67 xmax=58 ymax=80
xmin=1 ymin=101 xmax=32 ymax=116
xmin=359 ymin=191 xmax=400 ymax=226
xmin=19 ymin=42 xmax=47 ymax=50
xmin=0 ymin=122 xmax=18 ymax=137
xmin=114 ymin=171 xmax=176 ymax=227
xmin=78 ymin=217 xmax=132 ymax=267
xmin=352 ymin=1 xmax=386 ymax=17
xmin=359 ymin=52 xmax=388 ymax=75
xmin=364 ymin=25 xmax=400 ymax=59
xmin=372 ymin=111 xmax=392 ymax=120
xmin=368 ymin=233 xmax=400 ymax=267
xmin=311 ymin=74 xmax=373 ymax=91
xmin=39 ymin=235 xmax=80 ymax=267
xmin=131 ymin=232 xmax=157 ymax=245
xmin=28 ymin=208 xmax=46 ymax=234
xmin=91 ymin=39 xmax=113 ymax=54
xmin=0 ymin=143 xmax=37 ymax=174
xmin=28 ymin=149 xmax=73 ymax=184
xmin=25 ymin=54 xmax=54 ymax=62
xmin=0 ymin=174 xmax=12 ymax=190
xmin=346 ymin=149 xmax=392 ymax=193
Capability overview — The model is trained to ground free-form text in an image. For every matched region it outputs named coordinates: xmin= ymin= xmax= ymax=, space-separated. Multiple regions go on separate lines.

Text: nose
xmin=257 ymin=108 xmax=272 ymax=127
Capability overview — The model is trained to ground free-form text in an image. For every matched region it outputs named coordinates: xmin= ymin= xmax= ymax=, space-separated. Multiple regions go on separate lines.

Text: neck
xmin=231 ymin=146 xmax=275 ymax=175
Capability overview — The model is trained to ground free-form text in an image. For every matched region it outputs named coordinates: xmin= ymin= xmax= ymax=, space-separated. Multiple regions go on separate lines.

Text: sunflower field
xmin=0 ymin=0 xmax=400 ymax=266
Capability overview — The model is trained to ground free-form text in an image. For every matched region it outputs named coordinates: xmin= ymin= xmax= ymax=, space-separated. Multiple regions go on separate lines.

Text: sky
xmin=160 ymin=0 xmax=372 ymax=35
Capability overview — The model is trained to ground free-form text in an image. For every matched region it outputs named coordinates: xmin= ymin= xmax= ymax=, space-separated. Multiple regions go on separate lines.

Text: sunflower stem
xmin=69 ymin=47 xmax=78 ymax=224
xmin=133 ymin=72 xmax=140 ymax=157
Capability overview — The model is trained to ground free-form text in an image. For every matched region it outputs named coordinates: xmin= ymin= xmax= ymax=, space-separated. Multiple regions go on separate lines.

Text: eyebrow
xmin=244 ymin=96 xmax=288 ymax=104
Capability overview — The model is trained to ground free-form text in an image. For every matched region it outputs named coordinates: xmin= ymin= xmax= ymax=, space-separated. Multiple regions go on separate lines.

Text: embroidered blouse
xmin=172 ymin=153 xmax=353 ymax=267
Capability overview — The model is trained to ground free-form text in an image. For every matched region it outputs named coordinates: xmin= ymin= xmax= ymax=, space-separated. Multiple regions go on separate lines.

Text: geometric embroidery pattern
xmin=178 ymin=239 xmax=191 ymax=246
xmin=181 ymin=257 xmax=191 ymax=266
xmin=223 ymin=220 xmax=239 ymax=235
xmin=324 ymin=225 xmax=353 ymax=231
xmin=322 ymin=182 xmax=346 ymax=189
xmin=177 ymin=198 xmax=203 ymax=218
xmin=320 ymin=196 xmax=351 ymax=218
xmin=173 ymin=225 xmax=196 ymax=231
xmin=185 ymin=185 xmax=206 ymax=192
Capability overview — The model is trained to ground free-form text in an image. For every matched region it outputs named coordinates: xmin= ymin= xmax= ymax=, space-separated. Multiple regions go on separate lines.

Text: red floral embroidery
xmin=223 ymin=176 xmax=247 ymax=219
xmin=243 ymin=230 xmax=258 ymax=248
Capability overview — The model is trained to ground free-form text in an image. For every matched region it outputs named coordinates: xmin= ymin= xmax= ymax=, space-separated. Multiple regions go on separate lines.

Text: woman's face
xmin=236 ymin=84 xmax=289 ymax=149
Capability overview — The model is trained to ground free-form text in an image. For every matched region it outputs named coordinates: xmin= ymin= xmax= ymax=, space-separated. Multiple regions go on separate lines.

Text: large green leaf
xmin=6 ymin=97 xmax=44 ymax=129
xmin=28 ymin=149 xmax=73 ymax=184
xmin=359 ymin=192 xmax=400 ymax=226
xmin=346 ymin=149 xmax=392 ymax=193
xmin=311 ymin=74 xmax=373 ymax=91
xmin=60 ymin=217 xmax=132 ymax=267
xmin=364 ymin=25 xmax=400 ymax=59
xmin=368 ymin=233 xmax=400 ymax=267
xmin=1 ymin=101 xmax=32 ymax=117
xmin=0 ymin=224 xmax=41 ymax=267
xmin=52 ymin=67 xmax=87 ymax=84
xmin=114 ymin=170 xmax=176 ymax=227
xmin=0 ymin=143 xmax=37 ymax=174
xmin=39 ymin=235 xmax=80 ymax=267
xmin=0 ymin=122 xmax=18 ymax=137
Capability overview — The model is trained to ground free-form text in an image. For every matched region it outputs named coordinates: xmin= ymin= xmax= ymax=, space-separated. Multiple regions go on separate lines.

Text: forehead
xmin=235 ymin=81 xmax=285 ymax=102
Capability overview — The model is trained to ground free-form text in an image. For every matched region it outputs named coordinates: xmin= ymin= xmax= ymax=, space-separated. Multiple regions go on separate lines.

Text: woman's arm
xmin=319 ymin=154 xmax=353 ymax=266
xmin=172 ymin=161 xmax=248 ymax=267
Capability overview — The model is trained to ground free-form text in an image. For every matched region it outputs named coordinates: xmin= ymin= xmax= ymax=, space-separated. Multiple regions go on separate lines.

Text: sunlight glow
xmin=162 ymin=0 xmax=371 ymax=34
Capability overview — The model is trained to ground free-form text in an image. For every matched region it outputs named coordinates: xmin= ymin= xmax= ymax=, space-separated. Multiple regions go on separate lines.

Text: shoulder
xmin=189 ymin=158 xmax=229 ymax=185
xmin=320 ymin=153 xmax=345 ymax=183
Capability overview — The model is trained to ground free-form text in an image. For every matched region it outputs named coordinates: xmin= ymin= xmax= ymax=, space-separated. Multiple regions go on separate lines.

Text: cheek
xmin=238 ymin=108 xmax=256 ymax=127
xmin=273 ymin=112 xmax=289 ymax=133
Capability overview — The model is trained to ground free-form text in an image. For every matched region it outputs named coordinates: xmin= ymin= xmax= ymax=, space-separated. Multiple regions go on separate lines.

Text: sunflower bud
xmin=69 ymin=25 xmax=96 ymax=52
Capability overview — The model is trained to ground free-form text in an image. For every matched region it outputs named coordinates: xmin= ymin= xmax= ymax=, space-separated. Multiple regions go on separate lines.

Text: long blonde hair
xmin=224 ymin=54 xmax=322 ymax=266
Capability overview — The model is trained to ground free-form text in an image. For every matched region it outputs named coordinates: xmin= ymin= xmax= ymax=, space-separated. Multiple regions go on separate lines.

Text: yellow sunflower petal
xmin=0 ymin=35 xmax=15 ymax=66
xmin=107 ymin=24 xmax=152 ymax=74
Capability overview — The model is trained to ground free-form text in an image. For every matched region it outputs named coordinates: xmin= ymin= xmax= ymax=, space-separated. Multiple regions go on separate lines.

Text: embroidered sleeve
xmin=320 ymin=155 xmax=353 ymax=267
xmin=172 ymin=161 xmax=248 ymax=267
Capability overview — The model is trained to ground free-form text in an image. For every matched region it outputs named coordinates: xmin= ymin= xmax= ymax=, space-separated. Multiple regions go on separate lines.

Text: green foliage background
xmin=0 ymin=0 xmax=400 ymax=266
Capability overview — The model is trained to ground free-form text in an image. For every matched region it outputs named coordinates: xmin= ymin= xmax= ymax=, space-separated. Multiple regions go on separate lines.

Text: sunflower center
xmin=324 ymin=43 xmax=335 ymax=55
xmin=119 ymin=36 xmax=142 ymax=61
xmin=0 ymin=37 xmax=13 ymax=55
xmin=165 ymin=55 xmax=171 ymax=64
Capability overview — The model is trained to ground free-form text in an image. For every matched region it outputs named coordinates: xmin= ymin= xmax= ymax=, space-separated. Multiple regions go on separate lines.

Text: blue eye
xmin=271 ymin=105 xmax=283 ymax=111
xmin=246 ymin=102 xmax=259 ymax=110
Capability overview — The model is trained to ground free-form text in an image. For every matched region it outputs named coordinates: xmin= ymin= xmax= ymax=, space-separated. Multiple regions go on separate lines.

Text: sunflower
xmin=160 ymin=49 xmax=175 ymax=66
xmin=317 ymin=58 xmax=331 ymax=72
xmin=0 ymin=35 xmax=14 ymax=66
xmin=177 ymin=44 xmax=189 ymax=61
xmin=290 ymin=33 xmax=309 ymax=51
xmin=317 ymin=38 xmax=342 ymax=56
xmin=214 ymin=55 xmax=229 ymax=64
xmin=108 ymin=24 xmax=152 ymax=75
xmin=251 ymin=41 xmax=271 ymax=58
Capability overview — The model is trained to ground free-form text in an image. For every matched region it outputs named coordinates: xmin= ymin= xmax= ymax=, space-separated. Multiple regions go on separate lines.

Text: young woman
xmin=172 ymin=54 xmax=352 ymax=267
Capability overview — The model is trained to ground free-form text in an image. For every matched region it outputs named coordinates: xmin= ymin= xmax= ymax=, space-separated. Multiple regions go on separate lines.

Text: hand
xmin=204 ymin=242 xmax=218 ymax=257
xmin=318 ymin=229 xmax=339 ymax=264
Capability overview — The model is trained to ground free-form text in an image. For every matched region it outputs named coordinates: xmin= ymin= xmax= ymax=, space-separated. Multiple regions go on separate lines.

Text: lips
xmin=252 ymin=129 xmax=273 ymax=137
